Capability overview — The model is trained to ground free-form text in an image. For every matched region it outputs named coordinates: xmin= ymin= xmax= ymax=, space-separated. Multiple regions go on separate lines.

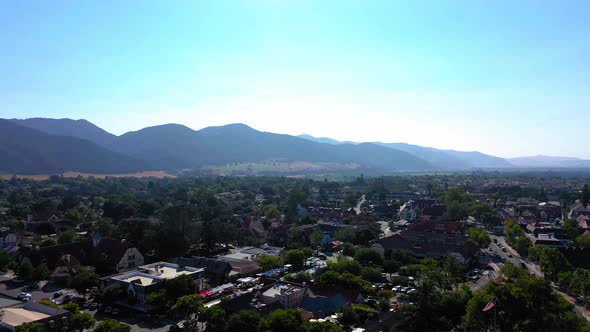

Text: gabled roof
xmin=94 ymin=238 xmax=136 ymax=266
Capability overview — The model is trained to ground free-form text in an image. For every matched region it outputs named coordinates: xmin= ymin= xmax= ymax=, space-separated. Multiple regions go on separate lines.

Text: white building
xmin=261 ymin=282 xmax=306 ymax=309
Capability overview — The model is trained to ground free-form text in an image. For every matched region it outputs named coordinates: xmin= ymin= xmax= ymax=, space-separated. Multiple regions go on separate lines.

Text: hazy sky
xmin=1 ymin=1 xmax=589 ymax=158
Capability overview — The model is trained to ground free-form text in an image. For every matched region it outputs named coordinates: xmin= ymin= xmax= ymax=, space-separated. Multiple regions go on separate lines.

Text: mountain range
xmin=1 ymin=118 xmax=588 ymax=175
xmin=296 ymin=135 xmax=513 ymax=168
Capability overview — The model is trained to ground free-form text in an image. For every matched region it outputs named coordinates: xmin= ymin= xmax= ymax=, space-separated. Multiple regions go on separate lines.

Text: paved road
xmin=490 ymin=234 xmax=590 ymax=323
xmin=354 ymin=195 xmax=365 ymax=215
xmin=377 ymin=221 xmax=394 ymax=238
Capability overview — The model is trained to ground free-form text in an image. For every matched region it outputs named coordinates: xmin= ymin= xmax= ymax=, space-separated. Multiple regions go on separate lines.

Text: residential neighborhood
xmin=0 ymin=174 xmax=589 ymax=331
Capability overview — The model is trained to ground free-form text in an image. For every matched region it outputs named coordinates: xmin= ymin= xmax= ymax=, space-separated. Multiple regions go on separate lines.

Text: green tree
xmin=259 ymin=309 xmax=304 ymax=332
xmin=18 ymin=258 xmax=33 ymax=279
xmin=199 ymin=306 xmax=226 ymax=332
xmin=94 ymin=320 xmax=131 ymax=332
xmin=163 ymin=274 xmax=198 ymax=303
xmin=225 ymin=310 xmax=261 ymax=332
xmin=58 ymin=229 xmax=80 ymax=244
xmin=462 ymin=265 xmax=589 ymax=332
xmin=504 ymin=219 xmax=531 ymax=256
xmin=38 ymin=238 xmax=57 ymax=247
xmin=335 ymin=228 xmax=356 ymax=243
xmin=339 ymin=304 xmax=359 ymax=326
xmin=264 ymin=204 xmax=282 ymax=219
xmin=95 ymin=283 xmax=125 ymax=304
xmin=39 ymin=299 xmax=60 ymax=309
xmin=61 ymin=302 xmax=80 ymax=314
xmin=309 ymin=230 xmax=323 ymax=247
xmin=354 ymin=248 xmax=383 ymax=266
xmin=576 ymin=234 xmax=590 ymax=248
xmin=284 ymin=249 xmax=306 ymax=271
xmin=69 ymin=270 xmax=100 ymax=295
xmin=70 ymin=312 xmax=96 ymax=331
xmin=171 ymin=294 xmax=203 ymax=328
xmin=32 ymin=263 xmax=50 ymax=281
xmin=256 ymin=256 xmax=284 ymax=269
xmin=0 ymin=251 xmax=13 ymax=271
xmin=467 ymin=228 xmax=491 ymax=248
xmin=16 ymin=322 xmax=46 ymax=332
xmin=583 ymin=184 xmax=590 ymax=207
xmin=563 ymin=219 xmax=580 ymax=240
xmin=302 ymin=322 xmax=344 ymax=332
xmin=527 ymin=246 xmax=571 ymax=281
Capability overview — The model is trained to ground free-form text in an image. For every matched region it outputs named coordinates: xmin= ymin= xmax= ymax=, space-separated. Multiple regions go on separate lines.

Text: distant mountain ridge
xmin=299 ymin=134 xmax=511 ymax=169
xmin=11 ymin=118 xmax=117 ymax=148
xmin=0 ymin=120 xmax=145 ymax=174
xmin=5 ymin=117 xmax=589 ymax=175
xmin=6 ymin=118 xmax=431 ymax=173
xmin=508 ymin=155 xmax=590 ymax=168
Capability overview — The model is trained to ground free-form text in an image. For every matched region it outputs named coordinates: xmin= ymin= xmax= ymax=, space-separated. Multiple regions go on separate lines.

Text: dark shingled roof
xmin=93 ymin=238 xmax=136 ymax=266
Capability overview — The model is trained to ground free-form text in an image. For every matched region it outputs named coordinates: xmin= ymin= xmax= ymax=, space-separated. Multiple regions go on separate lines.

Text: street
xmin=486 ymin=234 xmax=590 ymax=322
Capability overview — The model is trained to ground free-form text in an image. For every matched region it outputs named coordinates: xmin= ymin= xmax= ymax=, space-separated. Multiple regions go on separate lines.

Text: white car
xmin=17 ymin=292 xmax=32 ymax=301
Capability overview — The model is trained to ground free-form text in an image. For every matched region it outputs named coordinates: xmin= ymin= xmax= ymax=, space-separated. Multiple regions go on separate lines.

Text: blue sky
xmin=1 ymin=1 xmax=589 ymax=158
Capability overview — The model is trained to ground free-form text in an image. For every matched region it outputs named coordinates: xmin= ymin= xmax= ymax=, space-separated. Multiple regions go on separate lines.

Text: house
xmin=411 ymin=198 xmax=437 ymax=210
xmin=25 ymin=236 xmax=144 ymax=274
xmin=398 ymin=203 xmax=417 ymax=221
xmin=218 ymin=256 xmax=262 ymax=276
xmin=268 ymin=222 xmax=289 ymax=246
xmin=175 ymin=256 xmax=232 ymax=285
xmin=569 ymin=203 xmax=590 ymax=220
xmin=26 ymin=241 xmax=93 ymax=269
xmin=248 ymin=219 xmax=267 ymax=243
xmin=576 ymin=215 xmax=590 ymax=231
xmin=26 ymin=211 xmax=63 ymax=224
xmin=261 ymin=282 xmax=306 ymax=309
xmin=0 ymin=302 xmax=70 ymax=332
xmin=49 ymin=254 xmax=83 ymax=285
xmin=102 ymin=262 xmax=206 ymax=306
xmin=422 ymin=204 xmax=447 ymax=219
xmin=0 ymin=228 xmax=16 ymax=250
xmin=376 ymin=220 xmax=476 ymax=261
xmin=526 ymin=221 xmax=563 ymax=238
xmin=527 ymin=233 xmax=567 ymax=249
xmin=93 ymin=237 xmax=144 ymax=273
xmin=299 ymin=293 xmax=347 ymax=318
xmin=537 ymin=202 xmax=562 ymax=221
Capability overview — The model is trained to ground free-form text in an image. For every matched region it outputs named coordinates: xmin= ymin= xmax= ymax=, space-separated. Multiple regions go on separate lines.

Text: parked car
xmin=53 ymin=291 xmax=63 ymax=298
xmin=17 ymin=292 xmax=32 ymax=301
xmin=112 ymin=308 xmax=120 ymax=316
xmin=89 ymin=303 xmax=98 ymax=311
xmin=12 ymin=278 xmax=25 ymax=284
xmin=104 ymin=306 xmax=112 ymax=314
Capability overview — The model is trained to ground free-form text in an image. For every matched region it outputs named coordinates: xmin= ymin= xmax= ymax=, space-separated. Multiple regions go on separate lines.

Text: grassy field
xmin=0 ymin=171 xmax=175 ymax=180
xmin=207 ymin=161 xmax=360 ymax=175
